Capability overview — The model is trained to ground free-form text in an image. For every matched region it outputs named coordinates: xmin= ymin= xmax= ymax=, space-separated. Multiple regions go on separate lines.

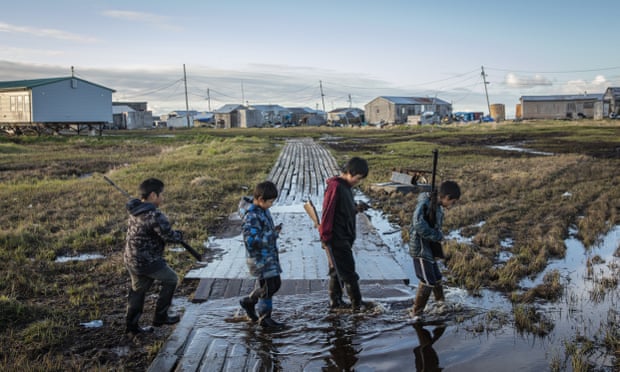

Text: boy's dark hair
xmin=253 ymin=181 xmax=279 ymax=200
xmin=139 ymin=178 xmax=164 ymax=199
xmin=439 ymin=180 xmax=461 ymax=200
xmin=342 ymin=157 xmax=369 ymax=178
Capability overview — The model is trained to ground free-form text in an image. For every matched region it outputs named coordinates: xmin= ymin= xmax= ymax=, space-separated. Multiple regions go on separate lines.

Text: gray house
xmin=364 ymin=96 xmax=452 ymax=125
xmin=112 ymin=101 xmax=153 ymax=129
xmin=0 ymin=77 xmax=115 ymax=130
xmin=603 ymin=87 xmax=620 ymax=118
xmin=520 ymin=94 xmax=602 ymax=120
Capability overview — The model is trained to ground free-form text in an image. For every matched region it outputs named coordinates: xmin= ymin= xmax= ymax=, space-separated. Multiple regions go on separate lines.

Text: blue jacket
xmin=242 ymin=203 xmax=282 ymax=279
xmin=409 ymin=193 xmax=444 ymax=261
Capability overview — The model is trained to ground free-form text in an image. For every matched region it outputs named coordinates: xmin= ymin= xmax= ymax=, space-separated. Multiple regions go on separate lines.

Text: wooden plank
xmin=192 ymin=278 xmax=215 ymax=303
xmin=223 ymin=343 xmax=251 ymax=372
xmin=209 ymin=278 xmax=229 ymax=299
xmin=278 ymin=279 xmax=297 ymax=295
xmin=391 ymin=171 xmax=413 ymax=184
xmin=176 ymin=328 xmax=212 ymax=371
xmin=199 ymin=338 xmax=229 ymax=372
xmin=223 ymin=278 xmax=244 ymax=298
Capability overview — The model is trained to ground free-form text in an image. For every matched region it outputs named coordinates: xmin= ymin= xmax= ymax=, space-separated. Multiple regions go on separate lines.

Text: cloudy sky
xmin=1 ymin=0 xmax=619 ymax=117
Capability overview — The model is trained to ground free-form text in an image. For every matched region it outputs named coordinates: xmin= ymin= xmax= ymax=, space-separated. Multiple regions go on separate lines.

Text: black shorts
xmin=413 ymin=257 xmax=442 ymax=286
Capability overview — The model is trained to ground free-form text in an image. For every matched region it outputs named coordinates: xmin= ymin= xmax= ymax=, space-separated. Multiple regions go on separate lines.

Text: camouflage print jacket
xmin=409 ymin=192 xmax=444 ymax=262
xmin=124 ymin=198 xmax=183 ymax=275
xmin=242 ymin=203 xmax=282 ymax=279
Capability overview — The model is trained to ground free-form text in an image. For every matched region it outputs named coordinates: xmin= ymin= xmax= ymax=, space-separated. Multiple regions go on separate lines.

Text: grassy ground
xmin=0 ymin=121 xmax=619 ymax=370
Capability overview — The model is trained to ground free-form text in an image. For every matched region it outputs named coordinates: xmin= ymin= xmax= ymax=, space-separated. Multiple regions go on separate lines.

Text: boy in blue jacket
xmin=409 ymin=180 xmax=460 ymax=321
xmin=239 ymin=181 xmax=285 ymax=329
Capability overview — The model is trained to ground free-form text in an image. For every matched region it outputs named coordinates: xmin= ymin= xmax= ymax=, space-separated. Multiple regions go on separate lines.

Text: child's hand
xmin=275 ymin=223 xmax=283 ymax=233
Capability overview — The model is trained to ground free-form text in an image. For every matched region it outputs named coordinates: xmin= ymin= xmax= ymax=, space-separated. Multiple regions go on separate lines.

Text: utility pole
xmin=241 ymin=81 xmax=245 ymax=106
xmin=206 ymin=88 xmax=211 ymax=112
xmin=319 ymin=80 xmax=326 ymax=119
xmin=348 ymin=94 xmax=352 ymax=109
xmin=481 ymin=66 xmax=491 ymax=115
xmin=183 ymin=64 xmax=190 ymax=128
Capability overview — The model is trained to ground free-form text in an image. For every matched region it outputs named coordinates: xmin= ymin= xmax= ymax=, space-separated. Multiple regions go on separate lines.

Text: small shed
xmin=213 ymin=104 xmax=245 ymax=128
xmin=327 ymin=107 xmax=365 ymax=126
xmin=112 ymin=101 xmax=153 ymax=129
xmin=0 ymin=76 xmax=115 ymax=134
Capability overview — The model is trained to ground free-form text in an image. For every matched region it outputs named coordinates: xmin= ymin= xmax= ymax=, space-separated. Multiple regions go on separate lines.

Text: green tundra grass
xmin=0 ymin=120 xmax=618 ymax=370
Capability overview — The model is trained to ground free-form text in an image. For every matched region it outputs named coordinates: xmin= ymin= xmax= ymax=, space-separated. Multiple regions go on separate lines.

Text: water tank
xmin=490 ymin=103 xmax=505 ymax=122
xmin=515 ymin=104 xmax=522 ymax=119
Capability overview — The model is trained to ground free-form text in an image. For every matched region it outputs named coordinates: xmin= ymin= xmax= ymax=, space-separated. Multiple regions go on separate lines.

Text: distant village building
xmin=164 ymin=110 xmax=199 ymax=128
xmin=520 ymin=93 xmax=602 ymax=120
xmin=287 ymin=107 xmax=325 ymax=126
xmin=0 ymin=76 xmax=114 ymax=133
xmin=249 ymin=104 xmax=291 ymax=125
xmin=112 ymin=101 xmax=153 ymax=129
xmin=603 ymin=87 xmax=620 ymax=118
xmin=364 ymin=96 xmax=452 ymax=125
xmin=213 ymin=104 xmax=244 ymax=128
xmin=327 ymin=107 xmax=365 ymax=126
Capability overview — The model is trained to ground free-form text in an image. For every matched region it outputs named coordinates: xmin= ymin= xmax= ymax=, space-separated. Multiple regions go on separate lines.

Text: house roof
xmin=113 ymin=105 xmax=135 ymax=114
xmin=250 ymin=104 xmax=288 ymax=111
xmin=214 ymin=104 xmax=245 ymax=114
xmin=0 ymin=77 xmax=115 ymax=92
xmin=520 ymin=94 xmax=603 ymax=102
xmin=380 ymin=96 xmax=451 ymax=105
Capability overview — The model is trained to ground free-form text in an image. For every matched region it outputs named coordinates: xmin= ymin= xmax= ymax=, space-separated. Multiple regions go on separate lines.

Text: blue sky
xmin=1 ymin=0 xmax=619 ymax=117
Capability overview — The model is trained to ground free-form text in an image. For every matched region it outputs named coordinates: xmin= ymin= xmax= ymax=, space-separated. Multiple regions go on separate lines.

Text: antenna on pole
xmin=71 ymin=66 xmax=75 ymax=77
xmin=183 ymin=64 xmax=190 ymax=128
xmin=481 ymin=66 xmax=491 ymax=115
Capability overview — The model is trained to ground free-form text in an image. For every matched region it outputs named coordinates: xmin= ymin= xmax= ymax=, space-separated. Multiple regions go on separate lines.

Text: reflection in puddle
xmin=488 ymin=144 xmax=554 ymax=156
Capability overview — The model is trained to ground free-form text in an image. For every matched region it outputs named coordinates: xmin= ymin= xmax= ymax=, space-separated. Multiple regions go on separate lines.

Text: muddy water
xmin=177 ymin=206 xmax=619 ymax=371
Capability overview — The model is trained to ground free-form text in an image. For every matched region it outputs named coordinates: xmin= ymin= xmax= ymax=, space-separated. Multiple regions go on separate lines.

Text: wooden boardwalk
xmin=149 ymin=138 xmax=410 ymax=372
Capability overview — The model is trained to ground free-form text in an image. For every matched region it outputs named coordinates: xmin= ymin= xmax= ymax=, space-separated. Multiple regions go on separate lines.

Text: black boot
xmin=328 ymin=274 xmax=348 ymax=309
xmin=239 ymin=296 xmax=259 ymax=322
xmin=126 ymin=289 xmax=154 ymax=334
xmin=345 ymin=282 xmax=363 ymax=311
xmin=258 ymin=311 xmax=286 ymax=330
xmin=152 ymin=283 xmax=180 ymax=326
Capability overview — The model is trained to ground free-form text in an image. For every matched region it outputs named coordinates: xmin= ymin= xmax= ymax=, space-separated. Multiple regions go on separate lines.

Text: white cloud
xmin=504 ymin=73 xmax=552 ymax=88
xmin=0 ymin=22 xmax=98 ymax=43
xmin=101 ymin=10 xmax=181 ymax=31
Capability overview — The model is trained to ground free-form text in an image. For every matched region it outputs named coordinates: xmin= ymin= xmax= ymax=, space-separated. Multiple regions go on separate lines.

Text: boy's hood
xmin=126 ymin=198 xmax=156 ymax=216
xmin=326 ymin=176 xmax=350 ymax=188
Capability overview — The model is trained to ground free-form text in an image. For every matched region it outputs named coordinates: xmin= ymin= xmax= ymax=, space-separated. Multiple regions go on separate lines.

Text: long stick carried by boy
xmin=303 ymin=198 xmax=343 ymax=284
xmin=103 ymin=175 xmax=203 ymax=261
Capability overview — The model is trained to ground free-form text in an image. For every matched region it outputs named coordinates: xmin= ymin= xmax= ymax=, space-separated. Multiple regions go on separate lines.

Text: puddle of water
xmin=190 ymin=193 xmax=619 ymax=370
xmin=488 ymin=144 xmax=554 ymax=156
xmin=54 ymin=253 xmax=105 ymax=263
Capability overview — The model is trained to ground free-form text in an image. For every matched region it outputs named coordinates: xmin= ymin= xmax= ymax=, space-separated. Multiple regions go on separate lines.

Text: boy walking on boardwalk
xmin=124 ymin=178 xmax=184 ymax=334
xmin=239 ymin=181 xmax=285 ymax=329
xmin=409 ymin=180 xmax=461 ymax=322
xmin=320 ymin=157 xmax=369 ymax=311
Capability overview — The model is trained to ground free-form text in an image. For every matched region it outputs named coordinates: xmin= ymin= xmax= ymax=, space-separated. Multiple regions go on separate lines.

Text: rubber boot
xmin=412 ymin=284 xmax=433 ymax=321
xmin=239 ymin=296 xmax=259 ymax=322
xmin=257 ymin=299 xmax=285 ymax=330
xmin=345 ymin=281 xmax=363 ymax=312
xmin=328 ymin=273 xmax=347 ymax=309
xmin=152 ymin=283 xmax=180 ymax=326
xmin=126 ymin=289 xmax=154 ymax=334
xmin=432 ymin=283 xmax=445 ymax=302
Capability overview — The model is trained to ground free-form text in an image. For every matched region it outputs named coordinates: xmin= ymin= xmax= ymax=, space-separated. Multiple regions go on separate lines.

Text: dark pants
xmin=329 ymin=242 xmax=362 ymax=307
xmin=126 ymin=264 xmax=178 ymax=327
xmin=247 ymin=275 xmax=281 ymax=317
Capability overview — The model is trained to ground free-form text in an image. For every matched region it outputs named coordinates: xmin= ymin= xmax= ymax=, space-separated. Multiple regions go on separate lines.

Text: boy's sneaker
xmin=239 ymin=298 xmax=259 ymax=322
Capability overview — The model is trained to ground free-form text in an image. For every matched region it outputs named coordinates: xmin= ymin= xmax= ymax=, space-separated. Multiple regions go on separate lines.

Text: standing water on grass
xmin=172 ymin=204 xmax=619 ymax=371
